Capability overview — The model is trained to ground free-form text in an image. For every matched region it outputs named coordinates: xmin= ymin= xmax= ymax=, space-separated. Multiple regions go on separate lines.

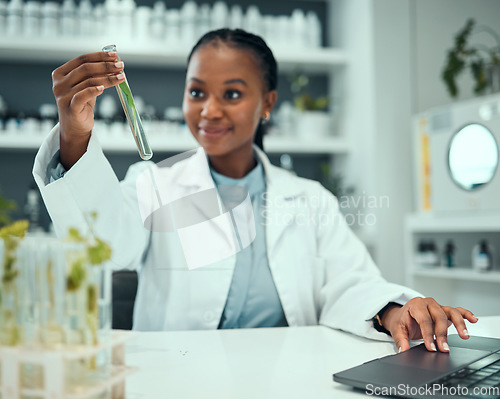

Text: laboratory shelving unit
xmin=0 ymin=36 xmax=348 ymax=73
xmin=404 ymin=213 xmax=500 ymax=316
xmin=0 ymin=129 xmax=351 ymax=154
xmin=1 ymin=0 xmax=399 ymax=261
xmin=0 ymin=35 xmax=350 ymax=155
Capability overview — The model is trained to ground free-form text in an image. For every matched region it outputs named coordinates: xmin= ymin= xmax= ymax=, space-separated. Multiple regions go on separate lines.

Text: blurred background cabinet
xmin=405 ymin=214 xmax=500 ymax=316
xmin=0 ymin=0 xmax=351 ymax=228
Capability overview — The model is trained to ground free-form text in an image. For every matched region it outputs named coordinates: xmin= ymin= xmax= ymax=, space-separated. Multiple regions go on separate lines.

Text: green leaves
xmin=471 ymin=58 xmax=488 ymax=95
xmin=1 ymin=220 xmax=29 ymax=284
xmin=442 ymin=18 xmax=500 ymax=98
xmin=66 ymin=257 xmax=87 ymax=292
xmin=67 ymin=215 xmax=112 ymax=267
xmin=455 ymin=18 xmax=475 ymax=51
xmin=442 ymin=50 xmax=466 ymax=98
xmin=289 ymin=71 xmax=329 ymax=111
xmin=87 ymin=237 xmax=112 ymax=266
xmin=0 ymin=220 xmax=29 ymax=242
xmin=66 ymin=212 xmax=109 ymax=348
xmin=68 ymin=227 xmax=85 ymax=242
xmin=119 ymin=81 xmax=135 ymax=108
xmin=442 ymin=19 xmax=475 ymax=98
xmin=294 ymin=94 xmax=329 ymax=112
xmin=0 ymin=192 xmax=17 ymax=227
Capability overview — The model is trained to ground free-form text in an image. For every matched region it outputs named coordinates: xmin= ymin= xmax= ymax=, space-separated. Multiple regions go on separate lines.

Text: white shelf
xmin=265 ymin=135 xmax=349 ymax=154
xmin=405 ymin=214 xmax=500 ymax=315
xmin=0 ymin=132 xmax=350 ymax=155
xmin=406 ymin=213 xmax=500 ymax=233
xmin=412 ymin=266 xmax=500 ymax=283
xmin=0 ymin=37 xmax=347 ymax=73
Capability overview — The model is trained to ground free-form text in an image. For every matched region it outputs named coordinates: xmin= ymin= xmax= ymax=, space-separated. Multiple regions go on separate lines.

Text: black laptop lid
xmin=333 ymin=335 xmax=500 ymax=392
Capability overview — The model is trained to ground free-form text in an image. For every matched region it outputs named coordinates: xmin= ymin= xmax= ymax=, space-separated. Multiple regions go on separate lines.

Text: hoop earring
xmin=262 ymin=111 xmax=271 ymax=123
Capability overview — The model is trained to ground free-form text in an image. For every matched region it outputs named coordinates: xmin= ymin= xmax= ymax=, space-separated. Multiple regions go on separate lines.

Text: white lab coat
xmin=33 ymin=125 xmax=421 ymax=340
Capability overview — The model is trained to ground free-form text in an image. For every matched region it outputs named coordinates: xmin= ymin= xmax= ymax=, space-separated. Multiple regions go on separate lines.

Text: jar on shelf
xmin=415 ymin=239 xmax=440 ymax=267
xmin=472 ymin=239 xmax=493 ymax=272
xmin=443 ymin=240 xmax=456 ymax=268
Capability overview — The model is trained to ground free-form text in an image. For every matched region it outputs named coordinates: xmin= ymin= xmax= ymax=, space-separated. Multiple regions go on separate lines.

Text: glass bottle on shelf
xmin=472 ymin=239 xmax=493 ymax=272
xmin=60 ymin=0 xmax=76 ymax=37
xmin=22 ymin=1 xmax=41 ymax=37
xmin=443 ymin=240 xmax=455 ymax=268
xmin=6 ymin=0 xmax=23 ymax=37
xmin=41 ymin=1 xmax=59 ymax=37
xmin=415 ymin=240 xmax=439 ymax=267
xmin=0 ymin=1 xmax=7 ymax=37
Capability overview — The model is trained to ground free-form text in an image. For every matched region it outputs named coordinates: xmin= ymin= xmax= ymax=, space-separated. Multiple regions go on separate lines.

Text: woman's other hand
xmin=51 ymin=51 xmax=125 ymax=169
xmin=381 ymin=297 xmax=478 ymax=353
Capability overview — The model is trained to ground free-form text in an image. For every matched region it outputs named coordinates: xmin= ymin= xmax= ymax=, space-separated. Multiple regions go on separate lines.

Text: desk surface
xmin=125 ymin=316 xmax=500 ymax=399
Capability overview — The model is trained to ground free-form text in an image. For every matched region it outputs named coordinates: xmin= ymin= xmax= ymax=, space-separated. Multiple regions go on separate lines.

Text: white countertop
xmin=124 ymin=316 xmax=500 ymax=399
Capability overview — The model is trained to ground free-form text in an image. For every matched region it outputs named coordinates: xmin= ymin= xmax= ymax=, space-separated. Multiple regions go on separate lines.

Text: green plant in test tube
xmin=39 ymin=239 xmax=66 ymax=349
xmin=102 ymin=44 xmax=153 ymax=161
xmin=65 ymin=212 xmax=112 ymax=389
xmin=0 ymin=220 xmax=29 ymax=346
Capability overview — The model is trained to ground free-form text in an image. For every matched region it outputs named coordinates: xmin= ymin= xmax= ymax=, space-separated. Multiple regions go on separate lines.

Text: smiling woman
xmin=33 ymin=28 xmax=476 ymax=353
xmin=183 ymin=29 xmax=277 ymax=178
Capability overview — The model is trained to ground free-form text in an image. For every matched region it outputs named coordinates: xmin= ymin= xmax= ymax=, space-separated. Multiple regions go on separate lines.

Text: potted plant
xmin=290 ymin=72 xmax=331 ymax=139
xmin=442 ymin=18 xmax=500 ymax=98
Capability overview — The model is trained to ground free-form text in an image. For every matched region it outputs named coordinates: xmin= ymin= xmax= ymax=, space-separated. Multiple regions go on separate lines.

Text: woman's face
xmin=182 ymin=43 xmax=277 ymax=157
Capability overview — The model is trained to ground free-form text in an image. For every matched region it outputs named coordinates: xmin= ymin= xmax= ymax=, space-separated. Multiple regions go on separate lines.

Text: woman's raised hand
xmin=51 ymin=51 xmax=125 ymax=169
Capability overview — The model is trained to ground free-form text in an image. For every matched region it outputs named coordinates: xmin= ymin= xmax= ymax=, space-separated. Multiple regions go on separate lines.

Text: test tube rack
xmin=0 ymin=331 xmax=136 ymax=399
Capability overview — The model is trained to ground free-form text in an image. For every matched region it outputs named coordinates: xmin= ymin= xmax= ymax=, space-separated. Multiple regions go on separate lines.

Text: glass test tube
xmin=102 ymin=44 xmax=153 ymax=160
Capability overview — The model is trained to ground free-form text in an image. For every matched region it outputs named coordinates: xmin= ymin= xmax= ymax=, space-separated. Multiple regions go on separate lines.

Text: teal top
xmin=210 ymin=159 xmax=288 ymax=329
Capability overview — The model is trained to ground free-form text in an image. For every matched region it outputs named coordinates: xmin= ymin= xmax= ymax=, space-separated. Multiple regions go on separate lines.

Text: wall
xmin=371 ymin=0 xmax=413 ymax=285
xmin=413 ymin=0 xmax=500 ymax=112
xmin=365 ymin=0 xmax=500 ymax=286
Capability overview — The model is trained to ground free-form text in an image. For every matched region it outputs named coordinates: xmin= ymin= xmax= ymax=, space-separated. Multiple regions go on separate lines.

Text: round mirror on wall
xmin=448 ymin=124 xmax=499 ymax=191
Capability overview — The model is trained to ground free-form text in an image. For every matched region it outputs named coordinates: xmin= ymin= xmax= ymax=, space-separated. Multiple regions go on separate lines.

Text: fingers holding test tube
xmin=53 ymin=51 xmax=125 ymax=131
xmin=52 ymin=51 xmax=126 ymax=168
xmin=102 ymin=44 xmax=153 ymax=160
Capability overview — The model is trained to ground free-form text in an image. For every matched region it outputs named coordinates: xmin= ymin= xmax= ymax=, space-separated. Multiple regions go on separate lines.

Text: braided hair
xmin=187 ymin=28 xmax=278 ymax=152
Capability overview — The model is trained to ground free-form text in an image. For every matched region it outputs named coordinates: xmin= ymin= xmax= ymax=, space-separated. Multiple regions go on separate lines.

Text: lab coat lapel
xmin=254 ymin=147 xmax=305 ymax=256
xmin=154 ymin=147 xmax=304 ymax=258
xmin=171 ymin=148 xmax=240 ymax=269
xmin=172 ymin=148 xmax=223 ymax=228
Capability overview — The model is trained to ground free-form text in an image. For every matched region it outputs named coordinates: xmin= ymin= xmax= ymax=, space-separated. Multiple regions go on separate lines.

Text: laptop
xmin=333 ymin=335 xmax=500 ymax=398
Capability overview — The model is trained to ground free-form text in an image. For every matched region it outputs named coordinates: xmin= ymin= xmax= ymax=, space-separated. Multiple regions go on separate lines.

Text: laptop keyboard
xmin=433 ymin=353 xmax=500 ymax=398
